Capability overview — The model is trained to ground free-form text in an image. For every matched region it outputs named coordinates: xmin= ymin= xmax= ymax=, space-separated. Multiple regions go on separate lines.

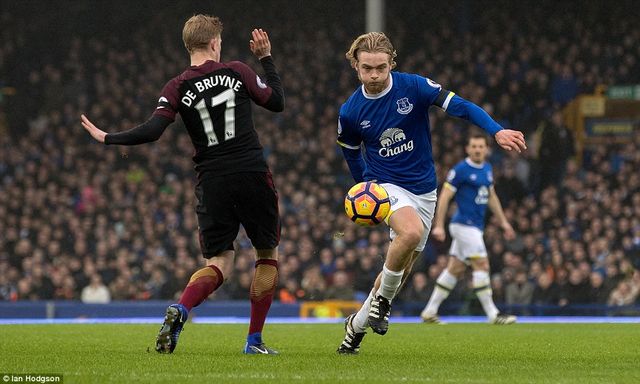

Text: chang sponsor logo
xmin=378 ymin=128 xmax=414 ymax=157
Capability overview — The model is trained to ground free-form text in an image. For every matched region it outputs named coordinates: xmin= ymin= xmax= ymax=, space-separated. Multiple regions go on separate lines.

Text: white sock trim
xmin=472 ymin=270 xmax=490 ymax=288
xmin=422 ymin=270 xmax=458 ymax=317
xmin=472 ymin=270 xmax=498 ymax=319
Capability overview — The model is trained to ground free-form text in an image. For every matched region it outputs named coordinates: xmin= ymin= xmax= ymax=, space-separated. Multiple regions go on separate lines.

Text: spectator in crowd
xmin=400 ymin=272 xmax=431 ymax=303
xmin=0 ymin=274 xmax=17 ymax=301
xmin=277 ymin=278 xmax=304 ymax=303
xmin=490 ymin=274 xmax=506 ymax=305
xmin=589 ymin=271 xmax=609 ymax=304
xmin=531 ymin=273 xmax=561 ymax=306
xmin=325 ymin=270 xmax=355 ymax=300
xmin=608 ymin=280 xmax=639 ymax=307
xmin=536 ymin=109 xmax=575 ymax=191
xmin=81 ymin=274 xmax=111 ymax=304
xmin=300 ymin=266 xmax=326 ymax=301
xmin=505 ymin=269 xmax=534 ymax=306
xmin=562 ymin=269 xmax=591 ymax=305
xmin=494 ymin=163 xmax=527 ymax=204
xmin=550 ymin=65 xmax=579 ymax=106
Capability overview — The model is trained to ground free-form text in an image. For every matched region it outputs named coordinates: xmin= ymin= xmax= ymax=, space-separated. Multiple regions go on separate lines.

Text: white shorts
xmin=381 ymin=183 xmax=437 ymax=252
xmin=448 ymin=222 xmax=487 ymax=262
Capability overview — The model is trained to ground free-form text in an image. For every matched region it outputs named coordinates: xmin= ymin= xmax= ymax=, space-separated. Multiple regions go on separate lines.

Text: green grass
xmin=1 ymin=323 xmax=639 ymax=383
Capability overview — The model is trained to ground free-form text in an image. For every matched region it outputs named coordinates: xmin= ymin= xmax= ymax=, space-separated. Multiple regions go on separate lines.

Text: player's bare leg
xmin=421 ymin=256 xmax=465 ymax=324
xmin=243 ymin=248 xmax=279 ymax=354
xmin=470 ymin=258 xmax=516 ymax=324
xmin=368 ymin=207 xmax=423 ymax=335
xmin=156 ymin=251 xmax=231 ymax=353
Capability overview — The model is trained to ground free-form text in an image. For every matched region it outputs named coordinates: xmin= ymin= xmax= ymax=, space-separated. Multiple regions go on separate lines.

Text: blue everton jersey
xmin=446 ymin=158 xmax=493 ymax=230
xmin=337 ymin=72 xmax=446 ymax=194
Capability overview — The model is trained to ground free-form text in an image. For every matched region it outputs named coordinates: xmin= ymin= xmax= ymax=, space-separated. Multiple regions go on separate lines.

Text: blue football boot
xmin=155 ymin=304 xmax=188 ymax=353
xmin=243 ymin=332 xmax=279 ymax=355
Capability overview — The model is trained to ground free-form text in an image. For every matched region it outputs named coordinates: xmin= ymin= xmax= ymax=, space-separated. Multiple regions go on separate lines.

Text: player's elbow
xmin=264 ymin=97 xmax=284 ymax=112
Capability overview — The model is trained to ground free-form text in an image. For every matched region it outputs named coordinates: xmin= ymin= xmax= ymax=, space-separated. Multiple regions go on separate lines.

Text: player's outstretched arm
xmin=81 ymin=114 xmax=107 ymax=143
xmin=80 ymin=114 xmax=172 ymax=145
xmin=442 ymin=95 xmax=526 ymax=153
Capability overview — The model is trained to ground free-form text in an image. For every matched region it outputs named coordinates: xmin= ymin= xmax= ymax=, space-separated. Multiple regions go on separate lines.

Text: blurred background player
xmin=336 ymin=32 xmax=526 ymax=354
xmin=80 ymin=15 xmax=284 ymax=354
xmin=421 ymin=134 xmax=517 ymax=324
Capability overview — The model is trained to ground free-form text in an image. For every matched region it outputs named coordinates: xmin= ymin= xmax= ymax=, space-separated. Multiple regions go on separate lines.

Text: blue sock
xmin=247 ymin=332 xmax=262 ymax=346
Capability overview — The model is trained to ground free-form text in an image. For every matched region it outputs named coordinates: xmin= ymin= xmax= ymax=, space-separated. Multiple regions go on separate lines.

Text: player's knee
xmin=449 ymin=263 xmax=466 ymax=277
xmin=401 ymin=227 xmax=423 ymax=249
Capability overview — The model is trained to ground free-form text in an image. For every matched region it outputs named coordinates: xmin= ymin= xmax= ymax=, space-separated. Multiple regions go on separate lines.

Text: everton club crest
xmin=396 ymin=97 xmax=413 ymax=115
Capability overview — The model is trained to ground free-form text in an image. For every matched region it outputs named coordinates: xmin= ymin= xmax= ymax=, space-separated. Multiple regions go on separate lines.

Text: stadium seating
xmin=0 ymin=0 xmax=638 ymax=314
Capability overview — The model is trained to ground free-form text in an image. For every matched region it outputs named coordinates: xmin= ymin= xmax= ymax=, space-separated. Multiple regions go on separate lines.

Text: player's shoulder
xmin=340 ymin=88 xmax=364 ymax=116
xmin=393 ymin=71 xmax=442 ymax=95
xmin=223 ymin=60 xmax=257 ymax=79
xmin=391 ymin=71 xmax=419 ymax=88
xmin=454 ymin=159 xmax=470 ymax=172
xmin=161 ymin=73 xmax=183 ymax=92
xmin=225 ymin=60 xmax=251 ymax=71
xmin=446 ymin=161 xmax=467 ymax=183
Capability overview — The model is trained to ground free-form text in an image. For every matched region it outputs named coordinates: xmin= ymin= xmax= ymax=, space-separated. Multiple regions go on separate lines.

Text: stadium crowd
xmin=1 ymin=1 xmax=639 ymax=313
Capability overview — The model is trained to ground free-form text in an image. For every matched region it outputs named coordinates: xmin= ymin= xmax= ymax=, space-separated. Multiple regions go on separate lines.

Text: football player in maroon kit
xmin=81 ymin=14 xmax=284 ymax=355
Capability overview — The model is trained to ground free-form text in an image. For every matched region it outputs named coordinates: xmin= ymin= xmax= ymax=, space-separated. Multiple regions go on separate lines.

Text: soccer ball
xmin=344 ymin=181 xmax=391 ymax=226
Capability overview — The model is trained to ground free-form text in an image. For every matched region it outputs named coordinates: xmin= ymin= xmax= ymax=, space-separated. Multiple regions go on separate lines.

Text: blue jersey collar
xmin=465 ymin=157 xmax=485 ymax=169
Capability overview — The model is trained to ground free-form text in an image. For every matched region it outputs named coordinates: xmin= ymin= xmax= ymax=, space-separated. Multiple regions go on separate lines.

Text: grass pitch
xmin=1 ymin=323 xmax=638 ymax=383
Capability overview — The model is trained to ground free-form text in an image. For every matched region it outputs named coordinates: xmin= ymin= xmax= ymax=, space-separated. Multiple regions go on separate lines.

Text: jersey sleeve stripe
xmin=442 ymin=91 xmax=455 ymax=111
xmin=336 ymin=140 xmax=361 ymax=150
xmin=433 ymin=89 xmax=455 ymax=110
xmin=444 ymin=182 xmax=457 ymax=192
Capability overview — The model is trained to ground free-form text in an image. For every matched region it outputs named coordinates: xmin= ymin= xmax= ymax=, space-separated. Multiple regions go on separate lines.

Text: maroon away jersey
xmin=153 ymin=60 xmax=275 ymax=178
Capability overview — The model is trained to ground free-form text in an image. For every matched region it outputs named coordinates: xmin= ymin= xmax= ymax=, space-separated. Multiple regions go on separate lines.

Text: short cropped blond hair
xmin=182 ymin=14 xmax=223 ymax=54
xmin=345 ymin=32 xmax=397 ymax=68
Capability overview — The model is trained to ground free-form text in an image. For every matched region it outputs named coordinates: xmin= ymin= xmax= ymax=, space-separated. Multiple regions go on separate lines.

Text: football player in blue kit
xmin=421 ymin=134 xmax=517 ymax=325
xmin=336 ymin=32 xmax=526 ymax=354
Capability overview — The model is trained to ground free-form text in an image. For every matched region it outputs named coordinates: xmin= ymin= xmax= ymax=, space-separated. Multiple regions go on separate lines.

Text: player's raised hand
xmin=495 ymin=129 xmax=526 ymax=153
xmin=80 ymin=114 xmax=107 ymax=143
xmin=249 ymin=28 xmax=271 ymax=59
xmin=431 ymin=226 xmax=446 ymax=242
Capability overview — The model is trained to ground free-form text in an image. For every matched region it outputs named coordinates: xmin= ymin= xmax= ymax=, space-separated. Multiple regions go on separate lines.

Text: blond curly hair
xmin=345 ymin=32 xmax=397 ymax=68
